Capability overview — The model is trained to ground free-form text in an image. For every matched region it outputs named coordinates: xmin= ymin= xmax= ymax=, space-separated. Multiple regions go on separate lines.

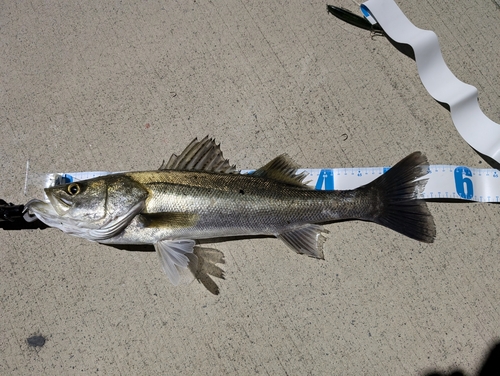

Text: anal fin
xmin=278 ymin=224 xmax=329 ymax=259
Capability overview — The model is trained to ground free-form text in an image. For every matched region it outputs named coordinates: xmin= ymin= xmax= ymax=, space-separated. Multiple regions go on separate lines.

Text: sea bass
xmin=25 ymin=137 xmax=435 ymax=294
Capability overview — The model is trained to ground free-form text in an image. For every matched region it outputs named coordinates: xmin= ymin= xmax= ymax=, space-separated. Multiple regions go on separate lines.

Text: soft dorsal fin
xmin=252 ymin=154 xmax=309 ymax=188
xmin=159 ymin=136 xmax=237 ymax=173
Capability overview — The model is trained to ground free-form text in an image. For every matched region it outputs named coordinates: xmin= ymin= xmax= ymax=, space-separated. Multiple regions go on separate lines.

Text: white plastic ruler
xmin=28 ymin=164 xmax=500 ymax=203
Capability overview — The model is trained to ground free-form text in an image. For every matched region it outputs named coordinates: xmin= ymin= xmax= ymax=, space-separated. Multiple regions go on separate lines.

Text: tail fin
xmin=363 ymin=151 xmax=436 ymax=243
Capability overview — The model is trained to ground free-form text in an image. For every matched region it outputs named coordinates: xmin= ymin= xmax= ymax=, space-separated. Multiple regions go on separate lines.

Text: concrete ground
xmin=1 ymin=0 xmax=499 ymax=374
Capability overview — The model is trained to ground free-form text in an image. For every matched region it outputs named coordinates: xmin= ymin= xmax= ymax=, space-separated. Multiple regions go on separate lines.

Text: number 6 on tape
xmin=454 ymin=167 xmax=474 ymax=200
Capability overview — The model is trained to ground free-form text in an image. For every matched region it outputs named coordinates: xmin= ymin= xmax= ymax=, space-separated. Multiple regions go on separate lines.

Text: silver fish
xmin=25 ymin=137 xmax=435 ymax=294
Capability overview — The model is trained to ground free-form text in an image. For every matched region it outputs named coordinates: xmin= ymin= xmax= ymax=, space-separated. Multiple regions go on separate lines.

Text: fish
xmin=25 ymin=137 xmax=435 ymax=294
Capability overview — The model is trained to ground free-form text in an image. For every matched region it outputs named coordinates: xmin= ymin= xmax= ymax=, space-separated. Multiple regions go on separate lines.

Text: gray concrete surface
xmin=1 ymin=0 xmax=499 ymax=374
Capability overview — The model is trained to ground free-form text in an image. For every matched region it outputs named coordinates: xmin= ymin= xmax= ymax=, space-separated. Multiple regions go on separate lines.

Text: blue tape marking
xmin=54 ymin=174 xmax=73 ymax=186
xmin=315 ymin=169 xmax=334 ymax=190
xmin=360 ymin=5 xmax=371 ymax=17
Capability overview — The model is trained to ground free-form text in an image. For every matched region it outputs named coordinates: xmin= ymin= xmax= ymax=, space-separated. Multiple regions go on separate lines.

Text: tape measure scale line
xmin=32 ymin=165 xmax=500 ymax=203
xmin=298 ymin=165 xmax=500 ymax=202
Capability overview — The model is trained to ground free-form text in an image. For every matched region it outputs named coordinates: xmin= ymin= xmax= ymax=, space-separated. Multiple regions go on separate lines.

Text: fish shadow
xmin=0 ymin=219 xmax=48 ymax=231
xmin=105 ymin=235 xmax=273 ymax=253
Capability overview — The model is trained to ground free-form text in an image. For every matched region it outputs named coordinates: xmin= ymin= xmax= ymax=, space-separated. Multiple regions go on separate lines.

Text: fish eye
xmin=67 ymin=183 xmax=80 ymax=196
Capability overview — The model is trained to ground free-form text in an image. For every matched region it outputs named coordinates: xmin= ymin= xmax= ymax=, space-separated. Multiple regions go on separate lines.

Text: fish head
xmin=28 ymin=175 xmax=148 ymax=240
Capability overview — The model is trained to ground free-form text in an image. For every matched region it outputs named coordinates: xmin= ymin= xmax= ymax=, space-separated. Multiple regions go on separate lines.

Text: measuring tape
xmin=27 ymin=164 xmax=499 ymax=203
xmin=304 ymin=165 xmax=499 ymax=201
xmin=361 ymin=0 xmax=500 ymax=163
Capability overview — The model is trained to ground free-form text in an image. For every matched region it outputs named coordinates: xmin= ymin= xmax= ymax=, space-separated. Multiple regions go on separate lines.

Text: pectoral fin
xmin=155 ymin=239 xmax=197 ymax=286
xmin=278 ymin=224 xmax=330 ymax=259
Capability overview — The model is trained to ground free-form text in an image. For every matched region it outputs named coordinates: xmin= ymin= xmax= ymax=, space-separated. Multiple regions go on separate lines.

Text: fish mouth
xmin=24 ymin=199 xmax=59 ymax=221
xmin=24 ymin=198 xmax=80 ymax=232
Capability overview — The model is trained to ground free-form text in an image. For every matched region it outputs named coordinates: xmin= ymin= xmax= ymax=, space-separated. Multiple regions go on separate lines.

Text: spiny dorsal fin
xmin=159 ymin=136 xmax=237 ymax=173
xmin=252 ymin=154 xmax=309 ymax=188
